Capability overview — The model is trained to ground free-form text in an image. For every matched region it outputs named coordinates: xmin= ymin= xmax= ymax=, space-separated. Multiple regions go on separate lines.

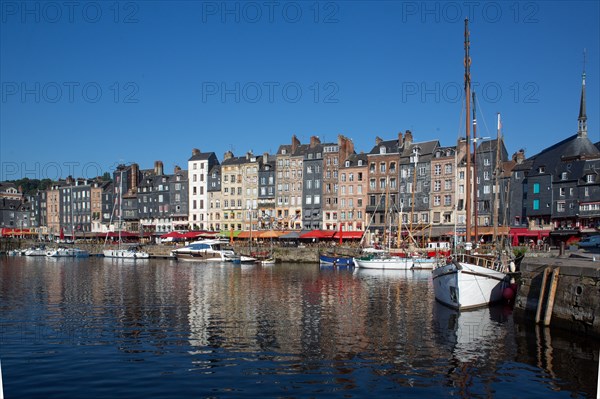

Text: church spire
xmin=578 ymin=49 xmax=587 ymax=138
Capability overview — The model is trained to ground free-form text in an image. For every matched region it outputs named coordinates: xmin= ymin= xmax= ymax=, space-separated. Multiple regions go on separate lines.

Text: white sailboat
xmin=432 ymin=19 xmax=513 ymax=310
xmin=355 ymin=188 xmax=413 ymax=270
xmin=103 ymin=169 xmax=149 ymax=259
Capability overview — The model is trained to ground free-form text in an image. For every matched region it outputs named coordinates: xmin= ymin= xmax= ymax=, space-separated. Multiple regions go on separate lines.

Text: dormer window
xmin=538 ymin=166 xmax=545 ymax=173
xmin=561 ymin=172 xmax=568 ymax=180
xmin=587 ymin=174 xmax=595 ymax=183
xmin=345 ymin=160 xmax=350 ymax=167
xmin=358 ymin=160 xmax=363 ymax=166
xmin=380 ymin=146 xmax=386 ymax=154
xmin=282 ymin=149 xmax=287 ymax=155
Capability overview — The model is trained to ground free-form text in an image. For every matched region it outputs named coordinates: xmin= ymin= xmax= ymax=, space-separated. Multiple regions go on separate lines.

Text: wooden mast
xmin=493 ymin=113 xmax=502 ymax=244
xmin=472 ymin=91 xmax=478 ymax=243
xmin=464 ymin=18 xmax=472 ymax=246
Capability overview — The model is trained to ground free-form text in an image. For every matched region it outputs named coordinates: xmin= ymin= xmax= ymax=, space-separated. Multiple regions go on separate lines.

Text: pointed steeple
xmin=578 ymin=49 xmax=587 ymax=138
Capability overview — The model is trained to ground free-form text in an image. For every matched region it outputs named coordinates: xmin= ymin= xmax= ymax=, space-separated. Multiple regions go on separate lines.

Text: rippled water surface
xmin=1 ymin=257 xmax=598 ymax=398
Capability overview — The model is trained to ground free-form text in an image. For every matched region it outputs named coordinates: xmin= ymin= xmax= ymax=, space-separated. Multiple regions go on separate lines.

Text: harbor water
xmin=1 ymin=257 xmax=598 ymax=398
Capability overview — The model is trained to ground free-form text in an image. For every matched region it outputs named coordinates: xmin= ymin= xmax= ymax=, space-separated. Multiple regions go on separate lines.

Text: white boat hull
xmin=411 ymin=257 xmax=437 ymax=269
xmin=46 ymin=248 xmax=89 ymax=258
xmin=354 ymin=256 xmax=412 ymax=270
xmin=103 ymin=249 xmax=150 ymax=259
xmin=432 ymin=261 xmax=507 ymax=310
xmin=172 ymin=250 xmax=232 ymax=262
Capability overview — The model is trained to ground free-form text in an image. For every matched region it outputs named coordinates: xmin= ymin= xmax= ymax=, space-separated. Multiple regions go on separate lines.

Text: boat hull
xmin=432 ymin=261 xmax=507 ymax=310
xmin=173 ymin=250 xmax=228 ymax=262
xmin=319 ymin=254 xmax=354 ymax=267
xmin=411 ymin=257 xmax=437 ymax=270
xmin=46 ymin=248 xmax=89 ymax=258
xmin=103 ymin=249 xmax=150 ymax=259
xmin=354 ymin=256 xmax=412 ymax=270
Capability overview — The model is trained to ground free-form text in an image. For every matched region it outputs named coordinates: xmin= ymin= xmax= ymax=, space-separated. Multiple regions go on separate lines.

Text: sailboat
xmin=103 ymin=169 xmax=149 ymax=259
xmin=432 ymin=19 xmax=516 ymax=310
xmin=354 ymin=188 xmax=412 ymax=270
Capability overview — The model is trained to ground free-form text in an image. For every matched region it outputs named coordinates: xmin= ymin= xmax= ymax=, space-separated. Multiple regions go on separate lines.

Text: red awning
xmin=510 ymin=228 xmax=550 ymax=237
xmin=160 ymin=231 xmax=185 ymax=239
xmin=333 ymin=231 xmax=364 ymax=239
xmin=300 ymin=230 xmax=336 ymax=239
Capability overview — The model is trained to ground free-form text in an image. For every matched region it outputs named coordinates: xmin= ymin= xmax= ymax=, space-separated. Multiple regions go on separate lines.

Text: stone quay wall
xmin=514 ymin=256 xmax=600 ymax=338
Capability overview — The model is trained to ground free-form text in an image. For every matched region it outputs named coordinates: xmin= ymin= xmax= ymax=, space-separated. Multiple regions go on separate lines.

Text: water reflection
xmin=0 ymin=257 xmax=597 ymax=398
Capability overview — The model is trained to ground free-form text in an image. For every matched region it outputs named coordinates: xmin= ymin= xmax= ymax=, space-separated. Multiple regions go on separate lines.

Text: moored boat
xmin=171 ymin=239 xmax=235 ymax=262
xmin=46 ymin=247 xmax=90 ymax=258
xmin=319 ymin=253 xmax=354 ymax=267
xmin=103 ymin=245 xmax=150 ymax=259
xmin=24 ymin=245 xmax=47 ymax=256
xmin=354 ymin=254 xmax=412 ymax=270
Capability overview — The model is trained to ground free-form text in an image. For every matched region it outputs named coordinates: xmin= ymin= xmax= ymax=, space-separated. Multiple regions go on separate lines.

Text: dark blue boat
xmin=319 ymin=253 xmax=354 ymax=267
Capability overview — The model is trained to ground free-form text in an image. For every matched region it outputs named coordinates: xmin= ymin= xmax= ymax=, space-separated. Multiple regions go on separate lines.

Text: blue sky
xmin=1 ymin=1 xmax=599 ymax=180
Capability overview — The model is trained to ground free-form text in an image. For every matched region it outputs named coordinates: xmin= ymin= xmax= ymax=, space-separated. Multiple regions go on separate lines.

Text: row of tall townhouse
xmin=4 ymin=71 xmax=599 ymax=242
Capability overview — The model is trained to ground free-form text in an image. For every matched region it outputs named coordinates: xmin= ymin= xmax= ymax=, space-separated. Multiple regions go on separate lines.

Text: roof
xmin=188 ymin=151 xmax=217 ymax=162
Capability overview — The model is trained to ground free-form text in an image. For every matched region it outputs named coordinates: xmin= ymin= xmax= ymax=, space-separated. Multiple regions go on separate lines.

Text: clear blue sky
xmin=1 ymin=1 xmax=599 ymax=180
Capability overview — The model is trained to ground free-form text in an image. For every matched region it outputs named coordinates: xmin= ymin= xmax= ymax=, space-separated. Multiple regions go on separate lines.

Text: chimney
xmin=291 ymin=135 xmax=300 ymax=154
xmin=513 ymin=149 xmax=526 ymax=164
xmin=192 ymin=148 xmax=200 ymax=156
xmin=154 ymin=161 xmax=164 ymax=176
xmin=338 ymin=135 xmax=354 ymax=163
xmin=130 ymin=163 xmax=139 ymax=190
xmin=310 ymin=136 xmax=321 ymax=148
xmin=375 ymin=136 xmax=383 ymax=146
xmin=263 ymin=152 xmax=269 ymax=163
xmin=223 ymin=151 xmax=234 ymax=161
xmin=398 ymin=132 xmax=404 ymax=148
xmin=174 ymin=165 xmax=181 ymax=173
xmin=246 ymin=150 xmax=254 ymax=160
xmin=404 ymin=130 xmax=413 ymax=146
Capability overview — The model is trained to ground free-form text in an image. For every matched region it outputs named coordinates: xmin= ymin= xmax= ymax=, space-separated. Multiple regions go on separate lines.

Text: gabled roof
xmin=368 ymin=139 xmax=401 ymax=155
xmin=188 ymin=151 xmax=217 ymax=162
xmin=527 ymin=134 xmax=600 ymax=175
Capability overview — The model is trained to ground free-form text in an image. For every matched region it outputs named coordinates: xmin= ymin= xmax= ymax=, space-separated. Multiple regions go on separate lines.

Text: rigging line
xmin=474 ymin=94 xmax=493 ymax=140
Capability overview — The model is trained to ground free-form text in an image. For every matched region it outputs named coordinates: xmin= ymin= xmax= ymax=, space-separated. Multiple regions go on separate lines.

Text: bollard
xmin=559 ymin=241 xmax=565 ymax=256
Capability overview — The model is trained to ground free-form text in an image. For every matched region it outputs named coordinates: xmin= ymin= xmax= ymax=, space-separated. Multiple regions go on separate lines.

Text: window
xmin=444 ymin=164 xmax=452 ymax=174
xmin=559 ymin=187 xmax=565 ymax=196
xmin=434 ymin=181 xmax=441 ymax=191
xmin=533 ymin=199 xmax=540 ymax=210
xmin=557 ymin=202 xmax=565 ymax=212
xmin=561 ymin=172 xmax=568 ymax=180
xmin=434 ymin=165 xmax=441 ymax=175
xmin=533 ymin=183 xmax=540 ymax=194
xmin=587 ymin=174 xmax=595 ymax=183
xmin=444 ymin=195 xmax=452 ymax=206
xmin=380 ymin=163 xmax=386 ymax=173
xmin=444 ymin=179 xmax=452 ymax=190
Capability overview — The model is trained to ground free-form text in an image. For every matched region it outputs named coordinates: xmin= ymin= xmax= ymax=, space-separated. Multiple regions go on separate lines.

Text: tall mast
xmin=472 ymin=91 xmax=478 ymax=242
xmin=119 ymin=169 xmax=123 ymax=249
xmin=493 ymin=113 xmax=502 ymax=244
xmin=464 ymin=18 xmax=472 ymax=245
